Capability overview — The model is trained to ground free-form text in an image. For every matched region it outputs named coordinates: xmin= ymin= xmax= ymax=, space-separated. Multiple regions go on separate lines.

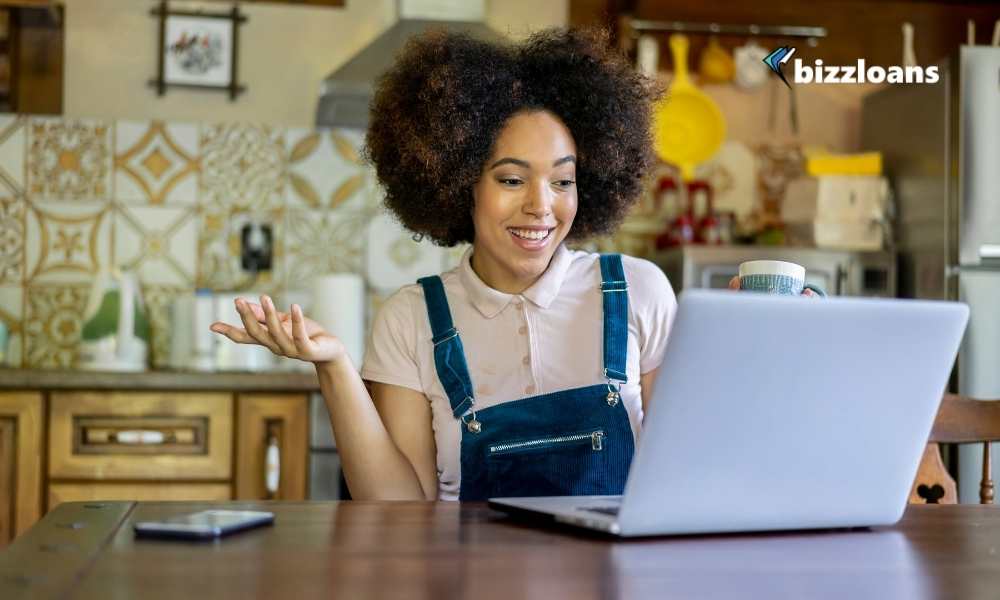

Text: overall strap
xmin=599 ymin=254 xmax=629 ymax=383
xmin=417 ymin=276 xmax=475 ymax=418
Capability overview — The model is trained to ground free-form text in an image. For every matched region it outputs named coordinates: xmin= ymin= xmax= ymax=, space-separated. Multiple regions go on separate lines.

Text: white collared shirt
xmin=361 ymin=244 xmax=677 ymax=500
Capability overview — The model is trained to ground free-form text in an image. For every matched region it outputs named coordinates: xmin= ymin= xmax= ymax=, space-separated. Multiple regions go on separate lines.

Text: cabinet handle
xmin=116 ymin=430 xmax=165 ymax=445
xmin=76 ymin=418 xmax=206 ymax=456
xmin=265 ymin=435 xmax=280 ymax=496
xmin=84 ymin=428 xmax=195 ymax=445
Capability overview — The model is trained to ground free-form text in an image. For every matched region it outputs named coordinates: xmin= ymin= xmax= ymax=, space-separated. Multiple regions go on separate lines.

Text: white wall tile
xmin=115 ymin=120 xmax=199 ymax=206
xmin=114 ymin=204 xmax=197 ymax=286
xmin=24 ymin=200 xmax=112 ymax=284
xmin=26 ymin=117 xmax=112 ymax=203
xmin=286 ymin=127 xmax=372 ymax=211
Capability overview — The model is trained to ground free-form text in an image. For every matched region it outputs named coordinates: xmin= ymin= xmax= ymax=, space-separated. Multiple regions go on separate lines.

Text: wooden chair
xmin=909 ymin=394 xmax=1000 ymax=505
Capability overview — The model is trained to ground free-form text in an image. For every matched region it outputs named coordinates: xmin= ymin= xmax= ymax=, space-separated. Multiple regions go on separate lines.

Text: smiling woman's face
xmin=470 ymin=110 xmax=578 ymax=293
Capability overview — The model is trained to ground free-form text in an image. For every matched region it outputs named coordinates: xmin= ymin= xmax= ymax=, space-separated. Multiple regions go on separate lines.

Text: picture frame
xmin=149 ymin=1 xmax=247 ymax=100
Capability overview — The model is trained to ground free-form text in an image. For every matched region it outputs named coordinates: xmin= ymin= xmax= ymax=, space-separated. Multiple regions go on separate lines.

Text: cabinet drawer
xmin=49 ymin=483 xmax=231 ymax=508
xmin=49 ymin=392 xmax=232 ymax=480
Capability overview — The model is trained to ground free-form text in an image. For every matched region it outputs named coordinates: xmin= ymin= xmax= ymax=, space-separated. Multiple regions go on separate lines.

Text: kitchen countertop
xmin=0 ymin=367 xmax=320 ymax=392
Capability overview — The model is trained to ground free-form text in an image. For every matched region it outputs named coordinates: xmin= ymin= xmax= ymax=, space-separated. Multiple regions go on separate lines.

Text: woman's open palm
xmin=210 ymin=295 xmax=347 ymax=364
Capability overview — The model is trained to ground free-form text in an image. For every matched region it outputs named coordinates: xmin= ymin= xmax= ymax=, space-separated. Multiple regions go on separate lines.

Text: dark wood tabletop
xmin=2 ymin=501 xmax=1000 ymax=599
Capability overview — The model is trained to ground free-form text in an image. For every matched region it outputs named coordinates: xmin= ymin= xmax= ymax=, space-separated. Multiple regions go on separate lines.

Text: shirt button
xmin=524 ymin=385 xmax=535 ymax=395
xmin=518 ymin=326 xmax=527 ymax=335
xmin=522 ymin=356 xmax=530 ymax=366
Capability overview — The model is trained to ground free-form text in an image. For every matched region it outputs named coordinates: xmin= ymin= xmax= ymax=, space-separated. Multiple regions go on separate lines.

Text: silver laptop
xmin=488 ymin=289 xmax=969 ymax=537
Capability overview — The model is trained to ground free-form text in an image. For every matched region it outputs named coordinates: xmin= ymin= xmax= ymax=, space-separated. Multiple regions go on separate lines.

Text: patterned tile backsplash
xmin=0 ymin=114 xmax=450 ymax=369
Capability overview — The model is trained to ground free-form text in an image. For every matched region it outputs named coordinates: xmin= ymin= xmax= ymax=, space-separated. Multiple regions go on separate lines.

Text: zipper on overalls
xmin=489 ymin=430 xmax=605 ymax=454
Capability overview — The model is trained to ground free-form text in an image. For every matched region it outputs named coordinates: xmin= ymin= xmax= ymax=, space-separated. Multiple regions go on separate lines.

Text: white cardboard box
xmin=785 ymin=221 xmax=885 ymax=251
xmin=782 ymin=176 xmax=889 ymax=222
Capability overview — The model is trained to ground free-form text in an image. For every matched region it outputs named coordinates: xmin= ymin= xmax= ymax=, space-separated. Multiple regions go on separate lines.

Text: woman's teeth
xmin=510 ymin=228 xmax=551 ymax=241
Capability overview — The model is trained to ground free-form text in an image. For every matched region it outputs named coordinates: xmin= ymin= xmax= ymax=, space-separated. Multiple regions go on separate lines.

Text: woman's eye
xmin=498 ymin=178 xmax=523 ymax=186
xmin=554 ymin=179 xmax=576 ymax=188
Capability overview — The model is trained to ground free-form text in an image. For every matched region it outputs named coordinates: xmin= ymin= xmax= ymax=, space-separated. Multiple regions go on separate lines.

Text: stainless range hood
xmin=316 ymin=0 xmax=500 ymax=129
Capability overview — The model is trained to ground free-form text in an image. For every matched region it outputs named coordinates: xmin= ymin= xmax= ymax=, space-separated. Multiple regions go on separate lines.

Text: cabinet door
xmin=0 ymin=392 xmax=43 ymax=545
xmin=235 ymin=393 xmax=308 ymax=500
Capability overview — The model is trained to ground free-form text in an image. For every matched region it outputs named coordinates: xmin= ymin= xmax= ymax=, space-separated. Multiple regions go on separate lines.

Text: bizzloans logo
xmin=763 ymin=46 xmax=940 ymax=87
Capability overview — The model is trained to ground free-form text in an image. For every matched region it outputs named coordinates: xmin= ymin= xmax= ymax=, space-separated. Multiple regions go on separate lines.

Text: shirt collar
xmin=522 ymin=243 xmax=573 ymax=309
xmin=458 ymin=243 xmax=573 ymax=319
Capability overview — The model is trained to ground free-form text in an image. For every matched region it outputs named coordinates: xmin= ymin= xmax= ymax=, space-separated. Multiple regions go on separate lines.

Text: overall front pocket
xmin=486 ymin=430 xmax=609 ymax=498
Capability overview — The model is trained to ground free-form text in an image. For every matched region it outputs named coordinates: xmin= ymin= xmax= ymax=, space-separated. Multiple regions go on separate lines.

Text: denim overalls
xmin=417 ymin=254 xmax=636 ymax=501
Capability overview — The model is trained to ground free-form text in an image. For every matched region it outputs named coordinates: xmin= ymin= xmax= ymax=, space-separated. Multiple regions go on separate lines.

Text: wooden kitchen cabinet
xmin=235 ymin=393 xmax=309 ymax=501
xmin=0 ymin=6 xmax=63 ymax=114
xmin=0 ymin=368 xmax=319 ymax=539
xmin=0 ymin=392 xmax=43 ymax=546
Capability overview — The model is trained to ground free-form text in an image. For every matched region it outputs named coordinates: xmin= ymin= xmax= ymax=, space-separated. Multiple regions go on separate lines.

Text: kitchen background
xmin=0 ymin=0 xmax=998 ymax=543
xmin=0 ymin=0 xmax=937 ymax=370
xmin=0 ymin=0 xmax=570 ymax=370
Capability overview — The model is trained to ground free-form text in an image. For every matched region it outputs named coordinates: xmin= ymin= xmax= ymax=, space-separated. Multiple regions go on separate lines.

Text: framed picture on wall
xmin=149 ymin=1 xmax=247 ymax=100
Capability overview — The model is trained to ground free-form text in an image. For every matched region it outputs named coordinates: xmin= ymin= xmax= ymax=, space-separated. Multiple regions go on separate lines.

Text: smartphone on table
xmin=133 ymin=510 xmax=275 ymax=540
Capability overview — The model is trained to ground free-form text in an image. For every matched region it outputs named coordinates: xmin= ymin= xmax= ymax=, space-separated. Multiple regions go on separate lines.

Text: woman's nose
xmin=523 ymin=182 xmax=553 ymax=217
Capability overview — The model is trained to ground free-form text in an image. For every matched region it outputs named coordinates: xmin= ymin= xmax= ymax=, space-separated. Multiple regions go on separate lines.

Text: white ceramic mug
xmin=738 ymin=260 xmax=825 ymax=296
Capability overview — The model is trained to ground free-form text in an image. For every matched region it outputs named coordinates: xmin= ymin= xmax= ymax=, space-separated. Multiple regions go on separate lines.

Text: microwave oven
xmin=651 ymin=245 xmax=896 ymax=298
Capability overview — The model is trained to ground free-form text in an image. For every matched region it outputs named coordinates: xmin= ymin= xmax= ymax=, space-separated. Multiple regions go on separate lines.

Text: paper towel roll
xmin=311 ymin=273 xmax=366 ymax=368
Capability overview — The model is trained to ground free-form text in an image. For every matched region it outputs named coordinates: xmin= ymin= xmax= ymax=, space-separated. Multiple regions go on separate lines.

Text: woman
xmin=211 ymin=28 xmax=674 ymax=501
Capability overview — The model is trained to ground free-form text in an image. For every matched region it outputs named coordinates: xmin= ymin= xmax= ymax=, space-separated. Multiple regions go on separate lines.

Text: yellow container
xmin=805 ymin=152 xmax=883 ymax=176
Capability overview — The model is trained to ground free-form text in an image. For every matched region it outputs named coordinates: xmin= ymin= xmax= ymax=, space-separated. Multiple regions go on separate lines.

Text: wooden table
xmin=3 ymin=501 xmax=1000 ymax=599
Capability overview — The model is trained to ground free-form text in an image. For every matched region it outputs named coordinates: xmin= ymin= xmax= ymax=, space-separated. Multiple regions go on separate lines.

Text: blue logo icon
xmin=763 ymin=46 xmax=796 ymax=87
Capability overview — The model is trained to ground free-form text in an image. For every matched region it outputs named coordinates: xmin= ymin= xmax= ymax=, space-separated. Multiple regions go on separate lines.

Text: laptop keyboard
xmin=580 ymin=506 xmax=620 ymax=516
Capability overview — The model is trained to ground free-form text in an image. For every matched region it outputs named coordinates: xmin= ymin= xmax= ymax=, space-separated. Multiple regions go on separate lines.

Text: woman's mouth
xmin=508 ymin=227 xmax=554 ymax=251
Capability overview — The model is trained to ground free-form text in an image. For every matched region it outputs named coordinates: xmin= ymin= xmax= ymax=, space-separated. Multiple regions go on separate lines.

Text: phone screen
xmin=134 ymin=510 xmax=274 ymax=539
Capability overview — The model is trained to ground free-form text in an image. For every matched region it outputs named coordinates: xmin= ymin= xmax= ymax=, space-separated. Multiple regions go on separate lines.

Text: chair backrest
xmin=910 ymin=394 xmax=1000 ymax=505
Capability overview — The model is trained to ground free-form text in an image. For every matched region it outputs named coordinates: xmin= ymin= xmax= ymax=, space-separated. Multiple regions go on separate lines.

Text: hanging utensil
xmin=652 ymin=34 xmax=726 ymax=181
xmin=636 ymin=34 xmax=660 ymax=78
xmin=698 ymin=36 xmax=735 ymax=83
xmin=992 ymin=19 xmax=999 ymax=46
xmin=902 ymin=22 xmax=917 ymax=67
xmin=789 ymin=84 xmax=799 ymax=137
xmin=733 ymin=39 xmax=770 ymax=90
xmin=767 ymin=74 xmax=777 ymax=132
xmin=765 ymin=76 xmax=797 ymax=137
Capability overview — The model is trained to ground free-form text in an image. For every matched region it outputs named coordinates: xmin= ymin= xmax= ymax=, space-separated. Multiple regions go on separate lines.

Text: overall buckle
xmin=605 ymin=378 xmax=622 ymax=407
xmin=460 ymin=397 xmax=481 ymax=433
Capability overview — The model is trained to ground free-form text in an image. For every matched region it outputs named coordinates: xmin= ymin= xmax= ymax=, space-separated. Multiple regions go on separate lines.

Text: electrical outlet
xmin=240 ymin=221 xmax=273 ymax=272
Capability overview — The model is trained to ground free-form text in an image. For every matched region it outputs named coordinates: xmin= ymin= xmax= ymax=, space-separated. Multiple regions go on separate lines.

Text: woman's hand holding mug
xmin=727 ymin=260 xmax=824 ymax=298
xmin=728 ymin=276 xmax=821 ymax=297
xmin=210 ymin=295 xmax=347 ymax=364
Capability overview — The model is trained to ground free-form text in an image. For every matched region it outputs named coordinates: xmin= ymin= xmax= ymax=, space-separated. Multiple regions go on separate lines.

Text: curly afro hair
xmin=365 ymin=28 xmax=660 ymax=247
